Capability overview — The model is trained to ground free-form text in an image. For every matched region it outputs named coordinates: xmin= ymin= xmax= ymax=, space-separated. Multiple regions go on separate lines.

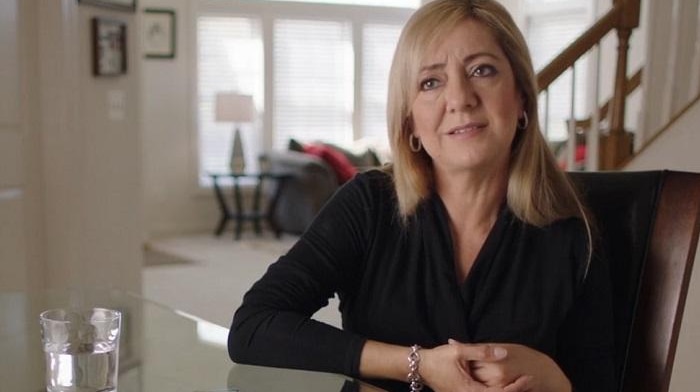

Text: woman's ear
xmin=519 ymin=93 xmax=527 ymax=115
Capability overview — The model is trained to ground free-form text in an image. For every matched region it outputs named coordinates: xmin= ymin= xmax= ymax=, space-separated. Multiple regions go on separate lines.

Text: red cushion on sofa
xmin=303 ymin=144 xmax=358 ymax=184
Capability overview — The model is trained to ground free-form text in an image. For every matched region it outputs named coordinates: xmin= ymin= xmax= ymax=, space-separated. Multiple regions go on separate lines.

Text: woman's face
xmin=410 ymin=18 xmax=523 ymax=177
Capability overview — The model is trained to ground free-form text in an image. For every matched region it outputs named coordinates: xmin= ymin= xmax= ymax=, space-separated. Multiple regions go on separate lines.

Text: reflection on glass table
xmin=0 ymin=289 xmax=385 ymax=392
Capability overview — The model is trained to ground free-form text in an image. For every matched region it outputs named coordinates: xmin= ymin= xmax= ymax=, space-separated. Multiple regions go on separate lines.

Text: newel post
xmin=600 ymin=0 xmax=640 ymax=169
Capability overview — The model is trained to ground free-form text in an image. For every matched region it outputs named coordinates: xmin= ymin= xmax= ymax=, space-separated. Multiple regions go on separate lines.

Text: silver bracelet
xmin=407 ymin=344 xmax=423 ymax=392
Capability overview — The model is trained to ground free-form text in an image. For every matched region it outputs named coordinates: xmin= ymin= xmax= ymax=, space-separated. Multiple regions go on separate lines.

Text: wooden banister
xmin=573 ymin=68 xmax=643 ymax=130
xmin=537 ymin=3 xmax=622 ymax=91
xmin=536 ymin=0 xmax=641 ymax=170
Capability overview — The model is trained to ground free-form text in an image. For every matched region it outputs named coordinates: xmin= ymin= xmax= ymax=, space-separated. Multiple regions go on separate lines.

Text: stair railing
xmin=571 ymin=68 xmax=642 ymax=133
xmin=536 ymin=0 xmax=641 ymax=170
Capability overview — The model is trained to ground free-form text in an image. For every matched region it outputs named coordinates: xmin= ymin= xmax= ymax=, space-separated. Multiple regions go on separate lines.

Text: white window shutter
xmin=361 ymin=23 xmax=402 ymax=146
xmin=197 ymin=17 xmax=263 ymax=185
xmin=273 ymin=19 xmax=354 ymax=148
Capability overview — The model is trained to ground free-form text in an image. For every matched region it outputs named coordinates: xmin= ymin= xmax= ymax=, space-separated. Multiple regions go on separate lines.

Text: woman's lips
xmin=447 ymin=122 xmax=487 ymax=135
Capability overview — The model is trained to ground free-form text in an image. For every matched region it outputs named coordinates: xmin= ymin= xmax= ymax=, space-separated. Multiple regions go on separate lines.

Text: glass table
xmin=0 ymin=289 xmax=385 ymax=392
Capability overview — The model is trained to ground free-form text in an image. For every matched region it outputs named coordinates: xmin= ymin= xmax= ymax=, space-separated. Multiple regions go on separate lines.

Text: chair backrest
xmin=569 ymin=170 xmax=700 ymax=392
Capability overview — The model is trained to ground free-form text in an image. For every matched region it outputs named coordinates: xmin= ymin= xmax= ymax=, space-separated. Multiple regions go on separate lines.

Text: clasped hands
xmin=418 ymin=339 xmax=572 ymax=392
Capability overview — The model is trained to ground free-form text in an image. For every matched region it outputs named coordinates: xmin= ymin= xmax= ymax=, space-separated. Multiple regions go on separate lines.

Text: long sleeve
xmin=228 ymin=172 xmax=384 ymax=377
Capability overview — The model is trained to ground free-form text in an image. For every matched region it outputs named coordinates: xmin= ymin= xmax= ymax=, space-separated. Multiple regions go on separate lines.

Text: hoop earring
xmin=517 ymin=111 xmax=529 ymax=130
xmin=409 ymin=134 xmax=422 ymax=152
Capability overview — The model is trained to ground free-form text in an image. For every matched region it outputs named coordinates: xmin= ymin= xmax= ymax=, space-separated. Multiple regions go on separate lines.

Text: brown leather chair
xmin=570 ymin=170 xmax=700 ymax=392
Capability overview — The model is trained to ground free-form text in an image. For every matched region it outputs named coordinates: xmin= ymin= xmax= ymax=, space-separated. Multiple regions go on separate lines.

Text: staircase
xmin=537 ymin=0 xmax=700 ymax=171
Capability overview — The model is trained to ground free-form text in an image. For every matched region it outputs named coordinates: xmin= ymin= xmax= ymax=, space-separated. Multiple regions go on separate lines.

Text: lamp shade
xmin=215 ymin=93 xmax=255 ymax=123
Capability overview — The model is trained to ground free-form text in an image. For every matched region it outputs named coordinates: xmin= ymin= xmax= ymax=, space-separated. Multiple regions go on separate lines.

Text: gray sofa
xmin=262 ymin=144 xmax=381 ymax=235
xmin=262 ymin=150 xmax=340 ymax=234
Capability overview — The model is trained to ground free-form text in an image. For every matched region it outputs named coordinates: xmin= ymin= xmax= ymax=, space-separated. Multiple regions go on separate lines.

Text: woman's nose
xmin=445 ymin=74 xmax=478 ymax=113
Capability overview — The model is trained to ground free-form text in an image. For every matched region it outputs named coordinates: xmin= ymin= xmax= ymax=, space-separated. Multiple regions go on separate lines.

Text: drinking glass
xmin=39 ymin=308 xmax=121 ymax=392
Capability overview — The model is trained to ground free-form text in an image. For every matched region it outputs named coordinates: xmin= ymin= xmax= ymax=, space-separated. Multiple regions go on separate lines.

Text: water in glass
xmin=40 ymin=308 xmax=121 ymax=392
xmin=44 ymin=341 xmax=117 ymax=392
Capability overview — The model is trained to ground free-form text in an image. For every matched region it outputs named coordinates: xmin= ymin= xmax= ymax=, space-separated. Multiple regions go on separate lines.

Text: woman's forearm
xmin=358 ymin=340 xmax=410 ymax=381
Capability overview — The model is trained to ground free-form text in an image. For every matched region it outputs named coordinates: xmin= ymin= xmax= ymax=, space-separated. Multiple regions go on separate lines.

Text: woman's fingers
xmin=502 ymin=375 xmax=533 ymax=392
xmin=447 ymin=340 xmax=514 ymax=388
xmin=483 ymin=376 xmax=532 ymax=392
xmin=448 ymin=338 xmax=508 ymax=362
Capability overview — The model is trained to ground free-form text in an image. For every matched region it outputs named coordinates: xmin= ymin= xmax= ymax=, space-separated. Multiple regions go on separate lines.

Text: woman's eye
xmin=470 ymin=64 xmax=497 ymax=77
xmin=420 ymin=78 xmax=440 ymax=91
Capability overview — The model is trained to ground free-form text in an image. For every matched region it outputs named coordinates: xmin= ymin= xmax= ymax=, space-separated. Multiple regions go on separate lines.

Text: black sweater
xmin=229 ymin=170 xmax=616 ymax=392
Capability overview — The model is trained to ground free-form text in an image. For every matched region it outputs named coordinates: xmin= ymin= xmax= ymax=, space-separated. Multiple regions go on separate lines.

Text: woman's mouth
xmin=447 ymin=122 xmax=487 ymax=135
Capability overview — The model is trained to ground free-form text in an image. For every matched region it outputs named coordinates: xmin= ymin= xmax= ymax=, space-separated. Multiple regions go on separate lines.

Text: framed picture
xmin=142 ymin=9 xmax=176 ymax=59
xmin=92 ymin=18 xmax=127 ymax=76
xmin=78 ymin=0 xmax=136 ymax=12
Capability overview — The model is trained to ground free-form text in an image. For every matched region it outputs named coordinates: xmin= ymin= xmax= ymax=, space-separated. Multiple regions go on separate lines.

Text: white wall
xmin=639 ymin=0 xmax=700 ymax=143
xmin=38 ymin=1 xmax=143 ymax=293
xmin=0 ymin=0 xmax=144 ymax=293
xmin=0 ymin=0 xmax=34 ymax=291
xmin=623 ymin=99 xmax=700 ymax=392
xmin=626 ymin=100 xmax=700 ymax=171
xmin=141 ymin=0 xmax=220 ymax=238
xmin=0 ymin=0 xmax=46 ymax=293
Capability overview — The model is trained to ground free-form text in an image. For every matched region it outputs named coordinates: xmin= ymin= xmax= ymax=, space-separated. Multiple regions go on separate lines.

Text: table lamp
xmin=215 ymin=92 xmax=255 ymax=173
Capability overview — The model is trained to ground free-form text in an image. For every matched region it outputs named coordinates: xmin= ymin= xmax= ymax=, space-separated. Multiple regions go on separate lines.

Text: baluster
xmin=585 ymin=43 xmax=601 ymax=171
xmin=601 ymin=0 xmax=640 ymax=169
xmin=567 ymin=65 xmax=577 ymax=171
xmin=544 ymin=89 xmax=550 ymax=139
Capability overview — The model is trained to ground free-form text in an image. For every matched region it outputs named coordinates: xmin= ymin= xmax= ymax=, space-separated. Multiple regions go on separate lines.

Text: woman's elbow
xmin=228 ymin=323 xmax=251 ymax=363
xmin=228 ymin=311 xmax=254 ymax=363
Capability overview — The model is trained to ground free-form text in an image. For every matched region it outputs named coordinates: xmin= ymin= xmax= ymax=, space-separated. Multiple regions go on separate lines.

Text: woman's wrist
xmin=358 ymin=340 xmax=419 ymax=382
xmin=407 ymin=345 xmax=424 ymax=392
xmin=537 ymin=351 xmax=572 ymax=392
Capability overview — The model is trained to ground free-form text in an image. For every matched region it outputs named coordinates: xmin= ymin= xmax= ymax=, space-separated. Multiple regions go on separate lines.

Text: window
xmin=195 ymin=2 xmax=411 ymax=186
xmin=273 ymin=19 xmax=354 ymax=148
xmin=361 ymin=23 xmax=403 ymax=146
xmin=197 ymin=16 xmax=263 ymax=182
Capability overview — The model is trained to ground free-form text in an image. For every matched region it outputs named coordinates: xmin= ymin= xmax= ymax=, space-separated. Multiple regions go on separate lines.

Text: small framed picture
xmin=78 ymin=0 xmax=137 ymax=12
xmin=142 ymin=9 xmax=176 ymax=59
xmin=92 ymin=18 xmax=127 ymax=76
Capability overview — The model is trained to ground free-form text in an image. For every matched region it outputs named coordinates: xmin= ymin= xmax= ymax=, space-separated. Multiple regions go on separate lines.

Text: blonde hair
xmin=387 ymin=0 xmax=588 ymax=231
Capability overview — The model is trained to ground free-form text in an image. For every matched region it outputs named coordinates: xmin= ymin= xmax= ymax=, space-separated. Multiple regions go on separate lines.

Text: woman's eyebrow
xmin=462 ymin=51 xmax=500 ymax=64
xmin=419 ymin=51 xmax=500 ymax=73
xmin=418 ymin=62 xmax=445 ymax=73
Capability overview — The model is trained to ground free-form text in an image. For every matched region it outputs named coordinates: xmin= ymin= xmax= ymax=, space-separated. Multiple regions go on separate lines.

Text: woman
xmin=229 ymin=1 xmax=616 ymax=391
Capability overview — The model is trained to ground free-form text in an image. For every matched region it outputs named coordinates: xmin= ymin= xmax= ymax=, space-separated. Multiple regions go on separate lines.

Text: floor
xmin=142 ymin=232 xmax=342 ymax=328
